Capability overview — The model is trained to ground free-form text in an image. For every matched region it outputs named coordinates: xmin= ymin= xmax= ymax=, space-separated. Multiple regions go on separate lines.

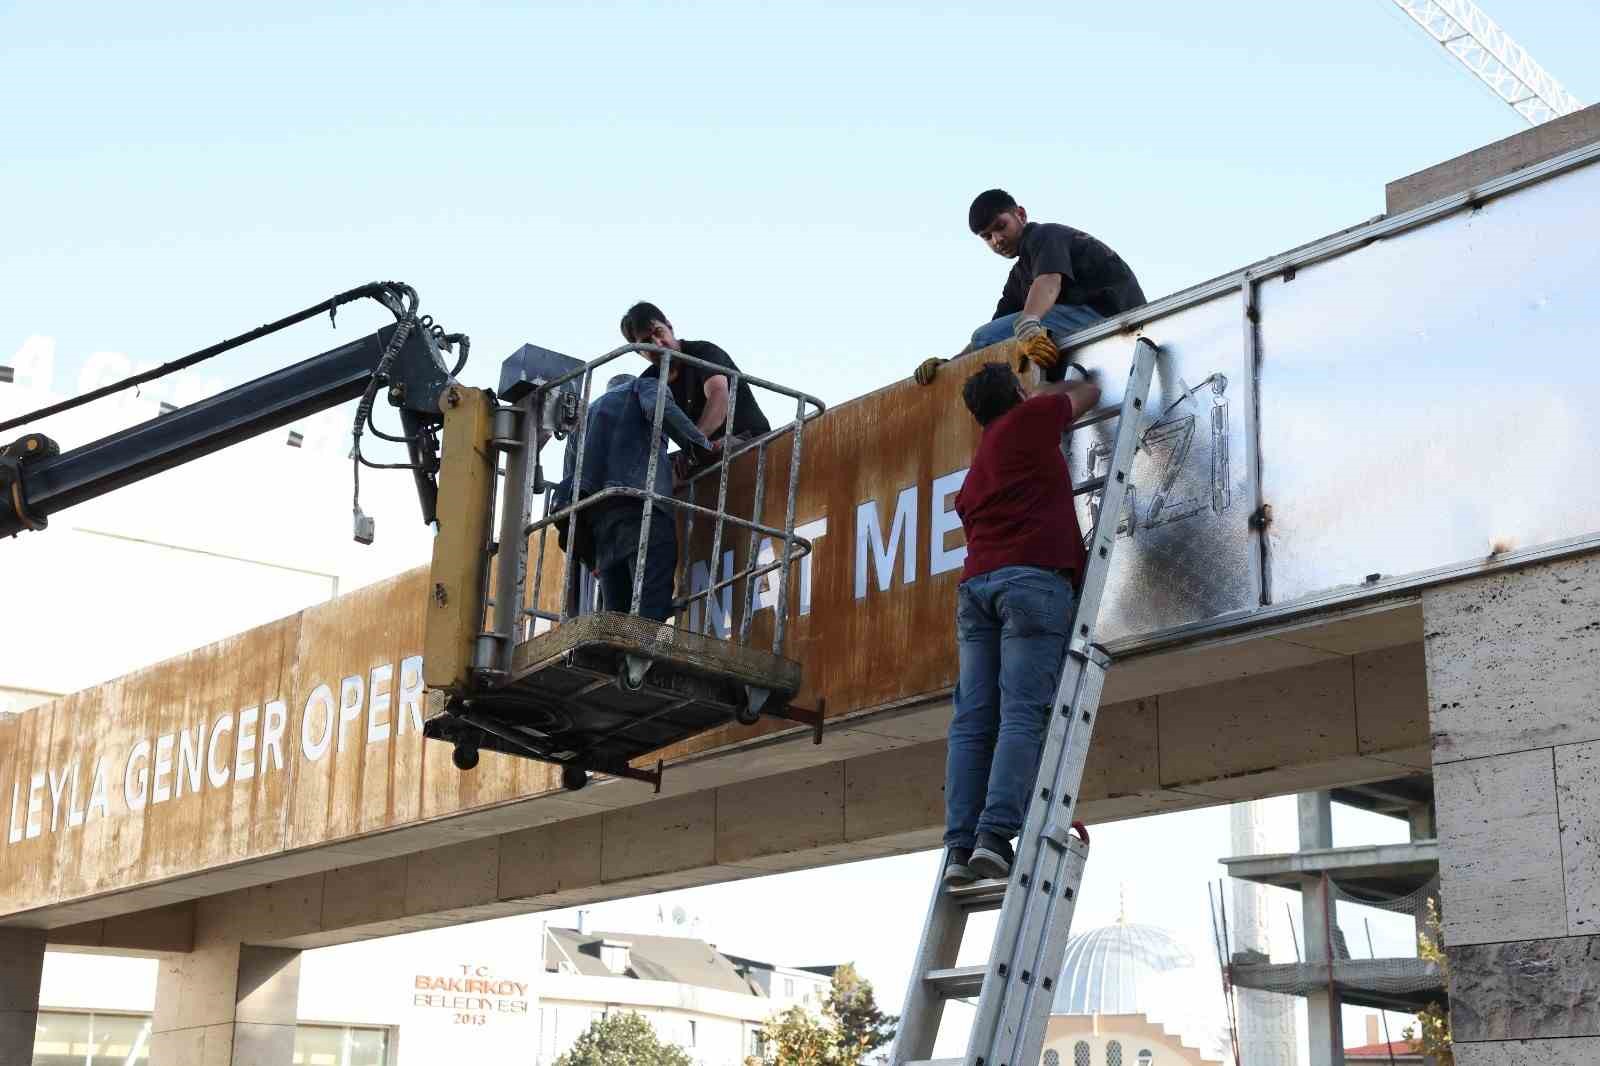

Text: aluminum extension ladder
xmin=893 ymin=337 xmax=1159 ymax=1066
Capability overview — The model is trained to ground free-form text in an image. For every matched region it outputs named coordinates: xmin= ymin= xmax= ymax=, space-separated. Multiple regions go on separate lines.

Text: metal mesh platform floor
xmin=425 ymin=612 xmax=805 ymax=780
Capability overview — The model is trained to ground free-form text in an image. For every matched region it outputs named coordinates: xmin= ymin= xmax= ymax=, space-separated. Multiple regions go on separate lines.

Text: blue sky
xmin=5 ymin=0 xmax=1596 ymax=406
xmin=6 ymin=1 xmax=1593 ymax=1060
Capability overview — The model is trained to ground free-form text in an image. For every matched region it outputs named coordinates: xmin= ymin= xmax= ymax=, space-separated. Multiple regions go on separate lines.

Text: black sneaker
xmin=943 ymin=847 xmax=975 ymax=886
xmin=969 ymin=832 xmax=1015 ymax=880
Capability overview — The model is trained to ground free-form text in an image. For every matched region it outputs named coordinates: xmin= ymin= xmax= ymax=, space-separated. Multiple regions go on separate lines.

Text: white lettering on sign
xmin=929 ymin=468 xmax=969 ymax=577
xmin=367 ymin=664 xmax=393 ymax=745
xmin=177 ymin=724 xmax=205 ymax=799
xmin=795 ymin=517 xmax=827 ymax=615
xmin=152 ymin=733 xmax=175 ymax=804
xmin=689 ymin=550 xmax=735 ymax=638
xmin=124 ymin=741 xmax=150 ymax=812
xmin=302 ymin=684 xmax=335 ymax=760
xmin=262 ymin=701 xmax=287 ymax=775
xmin=87 ymin=758 xmax=110 ymax=821
xmin=67 ymin=764 xmax=86 ymax=829
xmin=7 ymin=782 xmax=24 ymax=844
xmin=337 ymin=675 xmax=364 ymax=753
xmin=856 ymin=486 xmax=918 ymax=599
xmin=26 ymin=773 xmax=46 ymax=838
xmin=235 ymin=707 xmax=259 ymax=783
xmin=207 ymin=713 xmax=234 ymax=789
xmin=398 ymin=656 xmax=424 ymax=736
xmin=48 ymin=764 xmax=72 ymax=832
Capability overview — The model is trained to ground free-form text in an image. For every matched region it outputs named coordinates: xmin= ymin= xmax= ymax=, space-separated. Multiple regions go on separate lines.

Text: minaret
xmin=1229 ymin=800 xmax=1298 ymax=1066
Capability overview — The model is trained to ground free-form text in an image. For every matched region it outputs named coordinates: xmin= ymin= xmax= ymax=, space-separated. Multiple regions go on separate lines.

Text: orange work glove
xmin=913 ymin=357 xmax=947 ymax=386
xmin=1014 ymin=331 xmax=1062 ymax=373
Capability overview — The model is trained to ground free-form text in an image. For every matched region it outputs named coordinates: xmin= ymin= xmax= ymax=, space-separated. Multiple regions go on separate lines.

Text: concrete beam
xmin=14 ymin=641 xmax=1430 ymax=948
xmin=1220 ymin=839 xmax=1438 ymax=891
xmin=47 ymin=901 xmax=195 ymax=955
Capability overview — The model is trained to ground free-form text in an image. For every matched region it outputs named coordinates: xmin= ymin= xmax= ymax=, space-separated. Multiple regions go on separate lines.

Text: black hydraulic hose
xmin=0 ymin=281 xmax=416 ymax=435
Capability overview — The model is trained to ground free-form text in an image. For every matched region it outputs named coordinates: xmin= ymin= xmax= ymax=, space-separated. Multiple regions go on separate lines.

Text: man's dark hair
xmin=963 ymin=362 xmax=1024 ymax=426
xmin=968 ymin=189 xmax=1018 ymax=234
xmin=620 ymin=301 xmax=670 ymax=342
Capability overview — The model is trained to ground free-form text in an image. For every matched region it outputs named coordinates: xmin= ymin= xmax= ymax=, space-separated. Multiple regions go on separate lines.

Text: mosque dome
xmin=1052 ymin=922 xmax=1198 ymax=1016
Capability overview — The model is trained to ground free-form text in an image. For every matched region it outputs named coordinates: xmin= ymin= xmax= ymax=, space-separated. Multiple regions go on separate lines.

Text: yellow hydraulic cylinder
xmin=422 ymin=385 xmax=497 ymax=697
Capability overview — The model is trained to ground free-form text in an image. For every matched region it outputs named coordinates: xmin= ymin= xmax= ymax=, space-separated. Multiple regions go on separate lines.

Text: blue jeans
xmin=969 ymin=304 xmax=1105 ymax=352
xmin=593 ymin=504 xmax=679 ymax=622
xmin=945 ymin=565 xmax=1075 ymax=849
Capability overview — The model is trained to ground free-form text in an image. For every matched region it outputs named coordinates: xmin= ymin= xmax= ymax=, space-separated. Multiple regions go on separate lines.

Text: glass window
xmin=1044 ymin=1051 xmax=1062 ymax=1066
xmin=33 ymin=1010 xmax=92 ymax=1066
xmin=784 ymin=977 xmax=796 ymax=997
xmin=1074 ymin=1040 xmax=1091 ymax=1066
xmin=1107 ymin=1039 xmax=1123 ymax=1066
xmin=293 ymin=1024 xmax=390 ymax=1066
xmin=33 ymin=1011 xmax=151 ymax=1066
xmin=345 ymin=1027 xmax=389 ymax=1066
xmin=1137 ymin=1051 xmax=1154 ymax=1066
xmin=293 ymin=1025 xmax=344 ymax=1066
xmin=89 ymin=1014 xmax=151 ymax=1063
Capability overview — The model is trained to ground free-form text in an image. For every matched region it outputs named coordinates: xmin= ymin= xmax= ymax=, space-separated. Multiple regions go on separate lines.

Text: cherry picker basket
xmin=421 ymin=341 xmax=825 ymax=791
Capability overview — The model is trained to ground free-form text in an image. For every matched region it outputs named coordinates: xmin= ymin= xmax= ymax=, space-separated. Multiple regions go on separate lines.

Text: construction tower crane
xmin=1388 ymin=0 xmax=1583 ymax=125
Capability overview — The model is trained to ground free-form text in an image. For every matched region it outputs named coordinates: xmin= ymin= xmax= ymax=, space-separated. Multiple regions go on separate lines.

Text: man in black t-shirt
xmin=619 ymin=302 xmax=771 ymax=478
xmin=914 ymin=189 xmax=1147 ymax=386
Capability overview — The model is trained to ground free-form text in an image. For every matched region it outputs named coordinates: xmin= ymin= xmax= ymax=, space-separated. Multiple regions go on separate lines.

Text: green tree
xmin=826 ymin=964 xmax=896 ymax=1064
xmin=1402 ymin=897 xmax=1453 ymax=1066
xmin=755 ymin=965 xmax=899 ymax=1065
xmin=763 ymin=1005 xmax=836 ymax=1066
xmin=553 ymin=1010 xmax=694 ymax=1066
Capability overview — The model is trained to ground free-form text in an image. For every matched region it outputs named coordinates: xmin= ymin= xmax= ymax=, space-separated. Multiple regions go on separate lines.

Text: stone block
xmin=320 ymin=856 xmax=407 ymax=932
xmin=1556 ymin=741 xmax=1600 ymax=936
xmin=404 ymin=836 xmax=499 ymax=916
xmin=600 ymin=791 xmax=716 ymax=884
xmin=1451 ymin=935 xmax=1600 ymax=1042
xmin=1436 ymin=749 xmax=1567 ymax=945
xmin=230 ymin=1021 xmax=298 ymax=1066
xmin=1081 ymin=698 xmax=1159 ymax=802
xmin=153 ymin=939 xmax=241 ymax=1033
xmin=715 ymin=762 xmax=844 ymax=867
xmin=234 ymin=946 xmax=301 ymax=1025
xmin=1425 ymin=554 xmax=1600 ymax=764
xmin=1158 ymin=657 xmax=1358 ymax=788
xmin=499 ymin=815 xmax=603 ymax=901
xmin=1458 ymin=1036 xmax=1600 ymax=1065
xmin=1354 ymin=643 xmax=1429 ymax=755
xmin=842 ymin=741 xmax=945 ymax=843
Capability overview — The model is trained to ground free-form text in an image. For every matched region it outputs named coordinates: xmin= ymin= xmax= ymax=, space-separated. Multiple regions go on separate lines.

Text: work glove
xmin=1012 ymin=314 xmax=1046 ymax=343
xmin=1014 ymin=331 xmax=1062 ymax=374
xmin=913 ymin=357 xmax=947 ymax=386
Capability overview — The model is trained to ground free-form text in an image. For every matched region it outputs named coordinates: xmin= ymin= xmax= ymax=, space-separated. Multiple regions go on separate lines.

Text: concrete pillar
xmin=0 ymin=927 xmax=46 ymax=1065
xmin=1407 ymin=799 xmax=1436 ymax=841
xmin=152 ymin=941 xmax=302 ymax=1065
xmin=1298 ymin=791 xmax=1343 ymax=1066
xmin=1425 ymin=554 xmax=1600 ymax=1064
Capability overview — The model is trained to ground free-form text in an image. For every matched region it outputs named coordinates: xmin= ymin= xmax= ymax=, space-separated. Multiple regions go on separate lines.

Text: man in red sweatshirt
xmin=943 ymin=361 xmax=1101 ymax=883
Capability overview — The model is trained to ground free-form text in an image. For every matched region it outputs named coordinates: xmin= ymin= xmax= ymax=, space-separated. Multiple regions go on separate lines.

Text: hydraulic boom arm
xmin=0 ymin=284 xmax=464 ymax=541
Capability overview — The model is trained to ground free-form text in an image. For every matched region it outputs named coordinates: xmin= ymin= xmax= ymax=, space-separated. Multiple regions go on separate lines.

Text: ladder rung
xmin=926 ymin=966 xmax=986 ymax=999
xmin=1072 ymin=475 xmax=1107 ymax=496
xmin=1072 ymin=405 xmax=1120 ymax=429
xmin=945 ymin=877 xmax=1010 ymax=911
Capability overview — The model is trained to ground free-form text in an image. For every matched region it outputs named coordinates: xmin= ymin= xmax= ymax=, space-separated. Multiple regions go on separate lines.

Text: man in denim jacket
xmin=559 ymin=372 xmax=712 ymax=621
